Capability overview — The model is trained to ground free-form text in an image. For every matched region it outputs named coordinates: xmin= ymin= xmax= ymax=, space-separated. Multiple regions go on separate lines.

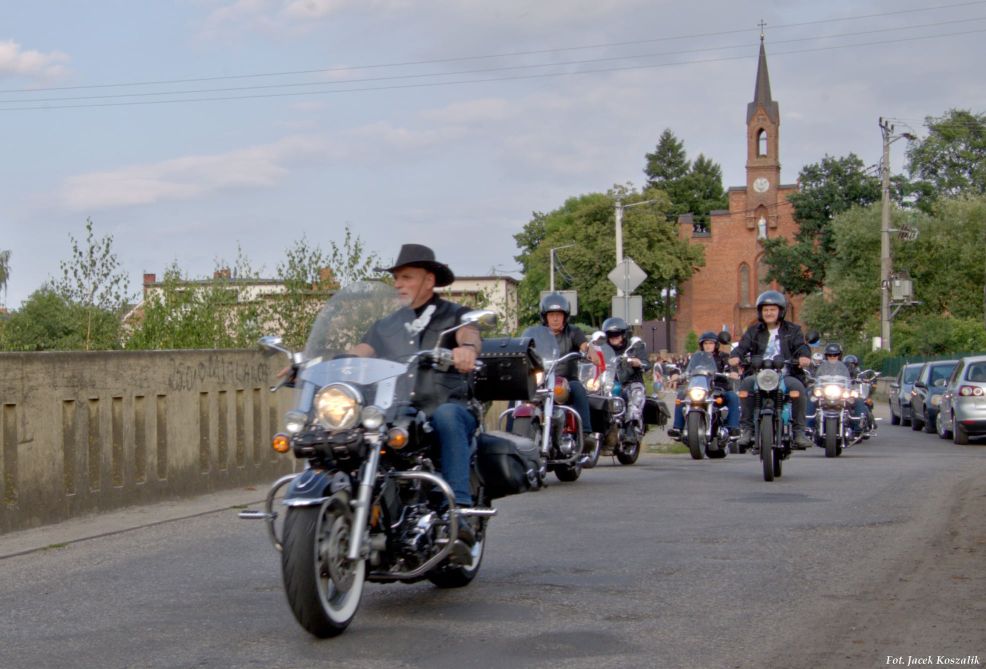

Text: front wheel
xmin=824 ymin=415 xmax=840 ymax=458
xmin=686 ymin=411 xmax=705 ymax=460
xmin=759 ymin=415 xmax=775 ymax=482
xmin=281 ymin=495 xmax=366 ymax=638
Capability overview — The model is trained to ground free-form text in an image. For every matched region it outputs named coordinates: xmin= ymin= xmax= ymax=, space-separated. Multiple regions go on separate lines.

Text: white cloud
xmin=59 ymin=135 xmax=331 ymax=210
xmin=419 ymin=97 xmax=514 ymax=124
xmin=0 ymin=40 xmax=70 ymax=81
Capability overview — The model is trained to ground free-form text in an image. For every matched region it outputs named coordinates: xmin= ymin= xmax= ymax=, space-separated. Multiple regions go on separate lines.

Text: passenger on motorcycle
xmin=668 ymin=331 xmax=741 ymax=438
xmin=348 ymin=244 xmax=481 ymax=525
xmin=601 ymin=316 xmax=649 ymax=420
xmin=729 ymin=291 xmax=813 ymax=450
xmin=523 ymin=292 xmax=600 ymax=446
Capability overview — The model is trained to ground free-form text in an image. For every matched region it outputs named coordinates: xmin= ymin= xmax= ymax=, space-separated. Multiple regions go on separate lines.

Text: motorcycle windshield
xmin=521 ymin=325 xmax=562 ymax=362
xmin=303 ymin=280 xmax=404 ymax=361
xmin=816 ymin=360 xmax=851 ymax=386
xmin=686 ymin=352 xmax=717 ymax=376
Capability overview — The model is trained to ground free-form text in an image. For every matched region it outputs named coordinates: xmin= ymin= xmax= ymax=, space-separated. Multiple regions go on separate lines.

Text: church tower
xmin=745 ymin=36 xmax=781 ymax=239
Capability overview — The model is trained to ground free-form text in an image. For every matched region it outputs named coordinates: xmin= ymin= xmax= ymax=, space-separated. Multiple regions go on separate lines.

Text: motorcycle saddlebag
xmin=474 ymin=337 xmax=543 ymax=402
xmin=644 ymin=395 xmax=671 ymax=426
xmin=476 ymin=430 xmax=539 ymax=499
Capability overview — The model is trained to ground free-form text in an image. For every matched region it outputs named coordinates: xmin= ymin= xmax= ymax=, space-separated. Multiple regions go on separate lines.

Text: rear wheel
xmin=281 ymin=494 xmax=365 ymax=638
xmin=686 ymin=411 xmax=705 ymax=460
xmin=890 ymin=403 xmax=900 ymax=425
xmin=910 ymin=404 xmax=924 ymax=431
xmin=428 ymin=514 xmax=487 ymax=589
xmin=824 ymin=415 xmax=839 ymax=458
xmin=759 ymin=415 xmax=775 ymax=482
xmin=922 ymin=409 xmax=936 ymax=433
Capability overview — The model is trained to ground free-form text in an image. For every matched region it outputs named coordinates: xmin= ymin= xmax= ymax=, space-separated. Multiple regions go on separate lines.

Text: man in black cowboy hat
xmin=350 ymin=244 xmax=482 ymax=532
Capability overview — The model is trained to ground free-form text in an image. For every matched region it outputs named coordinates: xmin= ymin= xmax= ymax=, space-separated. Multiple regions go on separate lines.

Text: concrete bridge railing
xmin=0 ymin=350 xmax=296 ymax=534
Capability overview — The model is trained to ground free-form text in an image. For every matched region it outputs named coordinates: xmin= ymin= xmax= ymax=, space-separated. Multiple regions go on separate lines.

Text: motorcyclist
xmin=600 ymin=317 xmax=649 ymax=427
xmin=522 ymin=292 xmax=600 ymax=447
xmin=729 ymin=290 xmax=813 ymax=450
xmin=667 ymin=331 xmax=740 ymax=438
xmin=843 ymin=354 xmax=874 ymax=435
xmin=349 ymin=244 xmax=481 ymax=534
xmin=807 ymin=343 xmax=861 ymax=433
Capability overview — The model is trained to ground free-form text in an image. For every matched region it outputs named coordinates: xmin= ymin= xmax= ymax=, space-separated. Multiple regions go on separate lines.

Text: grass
xmin=646 ymin=442 xmax=690 ymax=455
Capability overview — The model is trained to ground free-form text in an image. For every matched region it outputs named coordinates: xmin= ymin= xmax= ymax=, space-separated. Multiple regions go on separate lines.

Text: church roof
xmin=746 ymin=38 xmax=779 ymax=124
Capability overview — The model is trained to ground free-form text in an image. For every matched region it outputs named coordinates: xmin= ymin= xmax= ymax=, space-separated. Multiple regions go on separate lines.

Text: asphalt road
xmin=1 ymin=410 xmax=983 ymax=669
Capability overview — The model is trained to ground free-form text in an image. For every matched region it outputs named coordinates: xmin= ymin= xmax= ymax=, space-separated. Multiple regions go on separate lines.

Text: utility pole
xmin=879 ymin=117 xmax=893 ymax=352
xmin=549 ymin=244 xmax=575 ymax=291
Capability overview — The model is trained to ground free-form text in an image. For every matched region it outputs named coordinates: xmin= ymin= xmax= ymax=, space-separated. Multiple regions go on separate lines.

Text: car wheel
xmin=901 ymin=406 xmax=912 ymax=427
xmin=910 ymin=404 xmax=924 ymax=431
xmin=890 ymin=403 xmax=900 ymax=426
xmin=937 ymin=411 xmax=952 ymax=440
xmin=953 ymin=422 xmax=970 ymax=445
xmin=922 ymin=409 xmax=936 ymax=433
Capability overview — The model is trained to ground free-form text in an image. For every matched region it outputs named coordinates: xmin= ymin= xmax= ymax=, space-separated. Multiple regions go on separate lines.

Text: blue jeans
xmin=431 ymin=403 xmax=478 ymax=506
xmin=673 ymin=390 xmax=740 ymax=429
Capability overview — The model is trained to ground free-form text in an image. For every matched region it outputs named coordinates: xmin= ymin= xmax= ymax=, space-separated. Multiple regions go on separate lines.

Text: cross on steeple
xmin=758 ymin=20 xmax=766 ymax=39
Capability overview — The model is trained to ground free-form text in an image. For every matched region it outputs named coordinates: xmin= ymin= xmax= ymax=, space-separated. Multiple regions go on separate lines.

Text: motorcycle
xmin=505 ymin=327 xmax=589 ymax=482
xmin=852 ymin=369 xmax=879 ymax=439
xmin=743 ymin=355 xmax=799 ymax=482
xmin=675 ymin=349 xmax=733 ymax=460
xmin=240 ymin=281 xmax=540 ymax=638
xmin=808 ymin=359 xmax=858 ymax=458
xmin=584 ymin=333 xmax=646 ymax=466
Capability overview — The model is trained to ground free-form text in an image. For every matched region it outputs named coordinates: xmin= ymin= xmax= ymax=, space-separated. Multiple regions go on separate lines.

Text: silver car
xmin=937 ymin=355 xmax=986 ymax=444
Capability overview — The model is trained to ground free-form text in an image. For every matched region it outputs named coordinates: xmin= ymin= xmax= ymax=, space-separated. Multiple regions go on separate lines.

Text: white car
xmin=936 ymin=354 xmax=986 ymax=444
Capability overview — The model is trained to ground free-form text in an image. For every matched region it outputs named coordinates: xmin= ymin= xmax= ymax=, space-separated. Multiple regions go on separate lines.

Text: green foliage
xmin=684 ymin=330 xmax=699 ymax=352
xmin=513 ymin=186 xmax=704 ymax=328
xmin=643 ymin=130 xmax=728 ymax=226
xmin=0 ymin=249 xmax=10 ymax=306
xmin=0 ymin=287 xmax=117 ymax=351
xmin=891 ymin=317 xmax=986 ymax=357
xmin=762 ymin=154 xmax=881 ymax=295
xmin=906 ymin=109 xmax=986 ymax=211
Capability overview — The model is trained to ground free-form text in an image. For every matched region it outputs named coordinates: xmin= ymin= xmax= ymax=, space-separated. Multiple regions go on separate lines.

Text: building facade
xmin=673 ymin=38 xmax=804 ymax=352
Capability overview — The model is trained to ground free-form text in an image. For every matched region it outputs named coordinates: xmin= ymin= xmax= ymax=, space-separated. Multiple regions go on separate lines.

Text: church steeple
xmin=747 ymin=36 xmax=778 ymax=124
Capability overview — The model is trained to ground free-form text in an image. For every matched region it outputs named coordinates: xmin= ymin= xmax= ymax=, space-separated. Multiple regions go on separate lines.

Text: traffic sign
xmin=611 ymin=295 xmax=643 ymax=325
xmin=607 ymin=258 xmax=647 ymax=294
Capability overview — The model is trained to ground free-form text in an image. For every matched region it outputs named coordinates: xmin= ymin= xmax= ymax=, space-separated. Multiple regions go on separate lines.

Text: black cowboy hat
xmin=377 ymin=243 xmax=455 ymax=287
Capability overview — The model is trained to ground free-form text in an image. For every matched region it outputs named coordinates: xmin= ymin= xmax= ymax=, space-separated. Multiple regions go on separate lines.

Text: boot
xmin=736 ymin=426 xmax=753 ymax=449
xmin=793 ymin=431 xmax=812 ymax=450
xmin=667 ymin=427 xmax=681 ymax=439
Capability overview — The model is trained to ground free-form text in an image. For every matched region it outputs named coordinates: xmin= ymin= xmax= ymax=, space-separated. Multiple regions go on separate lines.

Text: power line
xmin=2 ymin=0 xmax=984 ymax=95
xmin=5 ymin=16 xmax=983 ymax=106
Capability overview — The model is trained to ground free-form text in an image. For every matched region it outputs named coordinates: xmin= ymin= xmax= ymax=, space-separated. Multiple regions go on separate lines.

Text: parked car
xmin=889 ymin=363 xmax=923 ymax=426
xmin=936 ymin=354 xmax=986 ymax=444
xmin=909 ymin=360 xmax=958 ymax=433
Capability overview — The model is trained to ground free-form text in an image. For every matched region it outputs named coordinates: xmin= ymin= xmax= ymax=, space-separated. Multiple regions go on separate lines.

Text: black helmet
xmin=755 ymin=290 xmax=787 ymax=321
xmin=823 ymin=343 xmax=843 ymax=358
xmin=539 ymin=292 xmax=570 ymax=324
xmin=843 ymin=354 xmax=859 ymax=368
xmin=698 ymin=330 xmax=719 ymax=351
xmin=602 ymin=317 xmax=629 ymax=337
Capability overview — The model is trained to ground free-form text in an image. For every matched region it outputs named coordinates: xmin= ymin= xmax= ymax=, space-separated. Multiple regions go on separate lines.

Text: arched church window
xmin=739 ymin=263 xmax=751 ymax=306
xmin=757 ymin=129 xmax=767 ymax=157
xmin=757 ymin=255 xmax=770 ymax=293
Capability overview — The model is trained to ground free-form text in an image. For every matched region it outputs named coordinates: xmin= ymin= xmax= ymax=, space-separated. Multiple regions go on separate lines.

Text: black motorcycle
xmin=240 ymin=281 xmax=540 ymax=637
xmin=743 ymin=355 xmax=797 ymax=482
xmin=676 ymin=350 xmax=733 ymax=460
xmin=584 ymin=333 xmax=646 ymax=465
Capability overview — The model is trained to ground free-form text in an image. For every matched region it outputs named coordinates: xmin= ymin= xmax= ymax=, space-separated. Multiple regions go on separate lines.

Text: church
xmin=671 ymin=37 xmax=805 ymax=351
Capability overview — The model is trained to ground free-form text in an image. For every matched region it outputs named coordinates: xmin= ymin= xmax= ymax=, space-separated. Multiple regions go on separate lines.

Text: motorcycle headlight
xmin=688 ymin=387 xmax=707 ymax=402
xmin=824 ymin=384 xmax=842 ymax=400
xmin=757 ymin=369 xmax=780 ymax=392
xmin=314 ymin=383 xmax=362 ymax=431
xmin=535 ymin=370 xmax=545 ymax=386
xmin=849 ymin=389 xmax=859 ymax=398
xmin=812 ymin=386 xmax=823 ymax=398
xmin=585 ymin=376 xmax=600 ymax=392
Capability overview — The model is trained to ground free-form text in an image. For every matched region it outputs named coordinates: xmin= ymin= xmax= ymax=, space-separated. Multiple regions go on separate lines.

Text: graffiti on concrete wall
xmin=168 ymin=355 xmax=271 ymax=392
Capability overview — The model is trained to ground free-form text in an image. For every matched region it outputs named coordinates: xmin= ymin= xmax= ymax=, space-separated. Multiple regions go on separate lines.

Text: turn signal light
xmin=387 ymin=427 xmax=409 ymax=449
xmin=789 ymin=390 xmax=800 ymax=398
xmin=272 ymin=433 xmax=291 ymax=454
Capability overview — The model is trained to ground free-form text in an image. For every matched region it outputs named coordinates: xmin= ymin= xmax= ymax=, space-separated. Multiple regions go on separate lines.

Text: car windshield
xmin=902 ymin=366 xmax=921 ymax=384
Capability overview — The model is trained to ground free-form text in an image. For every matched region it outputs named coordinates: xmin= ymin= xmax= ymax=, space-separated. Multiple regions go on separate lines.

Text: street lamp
xmin=549 ymin=244 xmax=575 ymax=292
xmin=614 ymin=198 xmax=660 ymax=268
xmin=878 ymin=118 xmax=916 ymax=352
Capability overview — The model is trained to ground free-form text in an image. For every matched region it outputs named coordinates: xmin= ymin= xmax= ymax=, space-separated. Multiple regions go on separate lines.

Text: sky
xmin=1 ymin=0 xmax=984 ymax=310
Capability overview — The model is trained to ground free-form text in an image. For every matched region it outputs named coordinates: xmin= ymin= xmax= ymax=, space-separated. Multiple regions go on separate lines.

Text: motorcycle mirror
xmin=805 ymin=329 xmax=822 ymax=345
xmin=258 ymin=335 xmax=290 ymax=357
xmin=628 ymin=336 xmax=644 ymax=347
xmin=591 ymin=330 xmax=606 ymax=344
xmin=461 ymin=309 xmax=498 ymax=330
xmin=717 ymin=330 xmax=732 ymax=345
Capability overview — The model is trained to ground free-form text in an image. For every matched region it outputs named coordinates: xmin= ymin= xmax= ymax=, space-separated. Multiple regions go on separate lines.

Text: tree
xmin=0 ymin=249 xmax=10 ymax=307
xmin=762 ymin=154 xmax=881 ymax=295
xmin=906 ymin=109 xmax=986 ymax=211
xmin=0 ymin=287 xmax=115 ymax=351
xmin=513 ymin=186 xmax=704 ymax=328
xmin=644 ymin=130 xmax=728 ymax=226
